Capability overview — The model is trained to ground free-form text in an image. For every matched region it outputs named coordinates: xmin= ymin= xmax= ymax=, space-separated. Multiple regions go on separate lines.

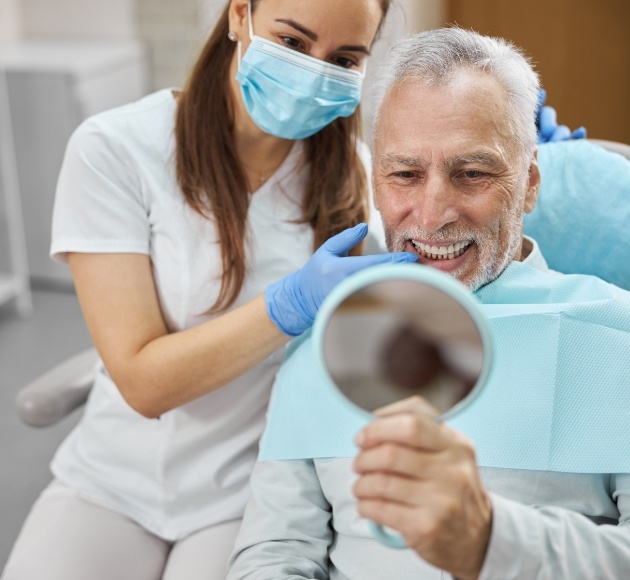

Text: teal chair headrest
xmin=524 ymin=140 xmax=630 ymax=290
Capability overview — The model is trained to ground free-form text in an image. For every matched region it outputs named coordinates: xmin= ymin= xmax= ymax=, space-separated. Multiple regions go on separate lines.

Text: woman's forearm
xmin=120 ymin=294 xmax=289 ymax=417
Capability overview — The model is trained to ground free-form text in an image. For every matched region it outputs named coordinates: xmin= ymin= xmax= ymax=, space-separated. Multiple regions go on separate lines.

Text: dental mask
xmin=235 ymin=2 xmax=364 ymax=140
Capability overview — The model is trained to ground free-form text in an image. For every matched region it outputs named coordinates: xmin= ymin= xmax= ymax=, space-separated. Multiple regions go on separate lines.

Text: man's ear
xmin=371 ymin=151 xmax=382 ymax=212
xmin=228 ymin=0 xmax=249 ymax=42
xmin=523 ymin=150 xmax=541 ymax=214
xmin=372 ymin=175 xmax=381 ymax=211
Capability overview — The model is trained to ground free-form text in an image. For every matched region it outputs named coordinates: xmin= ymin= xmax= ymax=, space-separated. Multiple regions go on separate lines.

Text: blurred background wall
xmin=3 ymin=0 xmax=629 ymax=140
xmin=446 ymin=0 xmax=630 ymax=145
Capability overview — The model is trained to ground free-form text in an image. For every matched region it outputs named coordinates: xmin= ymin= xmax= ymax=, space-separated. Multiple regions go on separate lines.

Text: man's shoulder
xmin=482 ymin=260 xmax=630 ymax=305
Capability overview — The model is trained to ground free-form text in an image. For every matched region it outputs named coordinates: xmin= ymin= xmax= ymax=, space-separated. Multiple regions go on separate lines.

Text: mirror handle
xmin=368 ymin=521 xmax=407 ymax=549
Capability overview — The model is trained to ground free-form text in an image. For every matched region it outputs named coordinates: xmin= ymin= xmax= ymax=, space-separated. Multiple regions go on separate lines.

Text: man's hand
xmin=352 ymin=396 xmax=493 ymax=580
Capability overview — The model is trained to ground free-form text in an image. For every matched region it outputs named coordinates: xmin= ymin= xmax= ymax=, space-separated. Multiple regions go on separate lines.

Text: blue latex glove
xmin=266 ymin=223 xmax=418 ymax=336
xmin=536 ymin=88 xmax=586 ymax=143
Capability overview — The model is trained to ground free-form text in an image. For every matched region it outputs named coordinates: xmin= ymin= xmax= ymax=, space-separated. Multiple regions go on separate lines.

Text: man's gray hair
xmin=373 ymin=27 xmax=540 ymax=162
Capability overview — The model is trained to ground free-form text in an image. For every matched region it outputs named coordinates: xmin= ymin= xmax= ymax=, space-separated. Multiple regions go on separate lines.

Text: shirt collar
xmin=521 ymin=235 xmax=549 ymax=273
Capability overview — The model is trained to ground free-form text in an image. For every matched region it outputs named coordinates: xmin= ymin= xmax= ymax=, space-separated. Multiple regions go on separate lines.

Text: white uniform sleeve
xmin=480 ymin=474 xmax=630 ymax=579
xmin=50 ymin=116 xmax=150 ymax=263
xmin=227 ymin=460 xmax=332 ymax=579
xmin=356 ymin=140 xmax=387 ymax=255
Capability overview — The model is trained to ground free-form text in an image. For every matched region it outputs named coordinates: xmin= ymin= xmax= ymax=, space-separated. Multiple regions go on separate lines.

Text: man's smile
xmin=404 ymin=238 xmax=475 ymax=273
xmin=410 ymin=239 xmax=472 ymax=260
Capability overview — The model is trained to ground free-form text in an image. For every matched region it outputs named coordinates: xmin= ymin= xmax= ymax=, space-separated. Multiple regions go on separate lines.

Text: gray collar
xmin=521 ymin=235 xmax=549 ymax=273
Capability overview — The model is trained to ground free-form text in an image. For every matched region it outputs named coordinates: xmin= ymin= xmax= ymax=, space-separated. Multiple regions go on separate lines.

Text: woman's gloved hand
xmin=266 ymin=223 xmax=417 ymax=336
xmin=537 ymin=88 xmax=587 ymax=143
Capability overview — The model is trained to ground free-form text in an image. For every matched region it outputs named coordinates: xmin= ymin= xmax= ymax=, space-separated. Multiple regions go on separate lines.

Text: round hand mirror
xmin=312 ymin=263 xmax=493 ymax=548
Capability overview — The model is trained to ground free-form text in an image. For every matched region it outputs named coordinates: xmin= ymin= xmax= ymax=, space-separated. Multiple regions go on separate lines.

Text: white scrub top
xmin=49 ymin=88 xmax=380 ymax=540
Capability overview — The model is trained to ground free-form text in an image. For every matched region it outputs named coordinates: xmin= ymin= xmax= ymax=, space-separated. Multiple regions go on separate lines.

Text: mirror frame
xmin=312 ymin=263 xmax=494 ymax=421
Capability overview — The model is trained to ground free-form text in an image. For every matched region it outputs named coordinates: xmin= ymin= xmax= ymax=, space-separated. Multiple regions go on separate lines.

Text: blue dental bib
xmin=260 ymin=261 xmax=630 ymax=473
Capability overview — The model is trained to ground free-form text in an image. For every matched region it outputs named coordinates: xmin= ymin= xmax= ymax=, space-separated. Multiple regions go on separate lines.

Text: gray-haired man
xmin=228 ymin=28 xmax=630 ymax=579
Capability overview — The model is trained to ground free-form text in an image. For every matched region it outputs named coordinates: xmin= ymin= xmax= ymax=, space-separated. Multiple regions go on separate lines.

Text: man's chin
xmin=462 ymin=257 xmax=518 ymax=292
xmin=389 ymin=238 xmax=509 ymax=291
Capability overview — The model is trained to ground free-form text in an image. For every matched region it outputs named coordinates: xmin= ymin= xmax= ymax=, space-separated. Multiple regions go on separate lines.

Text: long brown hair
xmin=175 ymin=0 xmax=390 ymax=313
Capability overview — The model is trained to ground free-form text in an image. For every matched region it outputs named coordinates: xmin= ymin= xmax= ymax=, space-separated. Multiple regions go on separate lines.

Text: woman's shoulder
xmin=72 ymin=88 xmax=178 ymax=150
xmin=65 ymin=89 xmax=179 ymax=169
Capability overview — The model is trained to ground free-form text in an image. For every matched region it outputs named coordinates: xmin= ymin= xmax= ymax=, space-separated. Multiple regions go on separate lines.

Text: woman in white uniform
xmin=2 ymin=1 xmax=415 ymax=579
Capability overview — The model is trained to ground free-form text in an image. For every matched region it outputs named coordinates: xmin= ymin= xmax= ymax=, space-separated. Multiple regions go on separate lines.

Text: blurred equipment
xmin=0 ymin=63 xmax=32 ymax=315
xmin=0 ymin=40 xmax=148 ymax=288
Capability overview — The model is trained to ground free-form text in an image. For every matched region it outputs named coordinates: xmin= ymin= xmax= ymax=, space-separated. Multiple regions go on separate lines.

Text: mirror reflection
xmin=322 ymin=278 xmax=484 ymax=416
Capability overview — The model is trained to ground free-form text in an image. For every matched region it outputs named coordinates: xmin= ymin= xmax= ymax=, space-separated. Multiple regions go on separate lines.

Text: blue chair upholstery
xmin=525 ymin=140 xmax=630 ymax=290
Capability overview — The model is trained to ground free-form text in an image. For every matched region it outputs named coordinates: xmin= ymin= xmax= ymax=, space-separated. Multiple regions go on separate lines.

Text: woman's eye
xmin=334 ymin=56 xmax=358 ymax=69
xmin=280 ymin=36 xmax=303 ymax=50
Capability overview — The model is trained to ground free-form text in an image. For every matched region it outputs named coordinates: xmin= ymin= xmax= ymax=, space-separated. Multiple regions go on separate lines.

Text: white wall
xmin=2 ymin=0 xmax=446 ymax=97
xmin=0 ymin=0 xmax=23 ymax=43
xmin=407 ymin=0 xmax=446 ymax=33
xmin=136 ymin=0 xmax=206 ymax=90
xmin=21 ymin=0 xmax=136 ymax=39
xmin=361 ymin=0 xmax=446 ymax=137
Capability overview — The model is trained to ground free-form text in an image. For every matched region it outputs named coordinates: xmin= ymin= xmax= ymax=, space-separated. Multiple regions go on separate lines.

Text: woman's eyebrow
xmin=338 ymin=44 xmax=370 ymax=55
xmin=275 ymin=19 xmax=318 ymax=41
xmin=275 ymin=19 xmax=371 ymax=54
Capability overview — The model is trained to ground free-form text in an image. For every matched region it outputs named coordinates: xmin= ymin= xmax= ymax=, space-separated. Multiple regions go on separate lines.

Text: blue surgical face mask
xmin=235 ymin=2 xmax=365 ymax=140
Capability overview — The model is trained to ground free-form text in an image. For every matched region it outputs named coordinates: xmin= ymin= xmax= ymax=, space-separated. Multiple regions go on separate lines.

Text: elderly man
xmin=228 ymin=28 xmax=630 ymax=579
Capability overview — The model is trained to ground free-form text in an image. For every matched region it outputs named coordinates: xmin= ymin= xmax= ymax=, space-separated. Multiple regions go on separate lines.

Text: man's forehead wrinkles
xmin=379 ymin=152 xmax=430 ymax=167
xmin=446 ymin=151 xmax=505 ymax=169
xmin=379 ymin=149 xmax=504 ymax=169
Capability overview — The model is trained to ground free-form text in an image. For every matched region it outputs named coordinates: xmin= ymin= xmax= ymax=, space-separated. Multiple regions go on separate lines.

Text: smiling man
xmin=227 ymin=28 xmax=630 ymax=580
xmin=373 ymin=48 xmax=540 ymax=291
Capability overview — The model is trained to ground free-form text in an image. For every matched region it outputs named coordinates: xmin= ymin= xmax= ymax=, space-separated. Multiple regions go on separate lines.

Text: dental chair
xmin=15 ymin=139 xmax=630 ymax=428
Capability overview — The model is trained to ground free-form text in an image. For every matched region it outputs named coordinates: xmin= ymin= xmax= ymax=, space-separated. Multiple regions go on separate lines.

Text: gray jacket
xmin=228 ymin=458 xmax=630 ymax=579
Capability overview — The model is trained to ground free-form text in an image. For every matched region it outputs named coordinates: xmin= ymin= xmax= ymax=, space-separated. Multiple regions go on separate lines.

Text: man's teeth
xmin=411 ymin=240 xmax=471 ymax=260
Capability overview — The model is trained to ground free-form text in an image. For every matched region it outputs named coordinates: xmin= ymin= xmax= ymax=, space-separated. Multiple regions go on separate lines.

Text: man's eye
xmin=463 ymin=170 xmax=485 ymax=179
xmin=394 ymin=171 xmax=417 ymax=179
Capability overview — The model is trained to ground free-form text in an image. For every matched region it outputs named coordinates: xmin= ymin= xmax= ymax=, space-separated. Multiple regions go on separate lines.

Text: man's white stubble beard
xmin=383 ymin=199 xmax=525 ymax=292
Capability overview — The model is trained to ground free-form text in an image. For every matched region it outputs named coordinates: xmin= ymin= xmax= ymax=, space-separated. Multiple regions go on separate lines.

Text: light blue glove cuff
xmin=536 ymin=88 xmax=587 ymax=144
xmin=265 ymin=271 xmax=311 ymax=337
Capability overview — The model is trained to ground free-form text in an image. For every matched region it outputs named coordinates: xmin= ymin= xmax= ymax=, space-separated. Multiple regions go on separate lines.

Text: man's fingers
xmin=374 ymin=395 xmax=439 ymax=418
xmin=353 ymin=471 xmax=421 ymax=503
xmin=356 ymin=497 xmax=423 ymax=542
xmin=353 ymin=443 xmax=440 ymax=479
xmin=355 ymin=410 xmax=450 ymax=451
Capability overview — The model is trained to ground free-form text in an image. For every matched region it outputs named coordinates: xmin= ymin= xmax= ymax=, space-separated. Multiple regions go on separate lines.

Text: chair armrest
xmin=16 ymin=348 xmax=99 ymax=428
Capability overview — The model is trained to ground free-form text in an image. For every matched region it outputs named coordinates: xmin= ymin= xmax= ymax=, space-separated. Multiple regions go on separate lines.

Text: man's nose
xmin=409 ymin=176 xmax=460 ymax=233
